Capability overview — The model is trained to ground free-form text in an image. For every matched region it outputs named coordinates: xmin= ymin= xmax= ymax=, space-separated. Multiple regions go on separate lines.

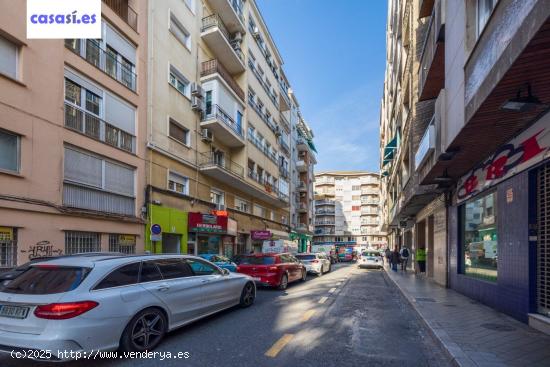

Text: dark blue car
xmin=199 ymin=254 xmax=238 ymax=272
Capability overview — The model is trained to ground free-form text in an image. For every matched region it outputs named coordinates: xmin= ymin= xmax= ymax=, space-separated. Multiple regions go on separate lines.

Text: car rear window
xmin=362 ymin=252 xmax=379 ymax=257
xmin=296 ymin=255 xmax=316 ymax=260
xmin=0 ymin=266 xmax=91 ymax=294
xmin=237 ymin=256 xmax=276 ymax=265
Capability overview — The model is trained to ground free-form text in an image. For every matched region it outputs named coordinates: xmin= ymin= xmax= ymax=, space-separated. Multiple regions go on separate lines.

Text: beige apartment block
xmin=0 ymin=0 xmax=148 ymax=267
xmin=314 ymin=172 xmax=386 ymax=250
xmin=145 ymin=0 xmax=312 ymax=256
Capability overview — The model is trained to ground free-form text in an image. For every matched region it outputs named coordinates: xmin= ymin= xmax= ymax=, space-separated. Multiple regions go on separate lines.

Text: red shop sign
xmin=188 ymin=212 xmax=228 ymax=233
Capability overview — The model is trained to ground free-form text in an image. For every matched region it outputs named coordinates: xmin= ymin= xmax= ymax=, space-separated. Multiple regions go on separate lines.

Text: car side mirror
xmin=222 ymin=268 xmax=230 ymax=276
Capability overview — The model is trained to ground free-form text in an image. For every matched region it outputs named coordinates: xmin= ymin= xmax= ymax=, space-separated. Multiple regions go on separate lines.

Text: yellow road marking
xmin=301 ymin=309 xmax=316 ymax=322
xmin=319 ymin=296 xmax=328 ymax=304
xmin=328 ymin=287 xmax=336 ymax=293
xmin=265 ymin=334 xmax=294 ymax=357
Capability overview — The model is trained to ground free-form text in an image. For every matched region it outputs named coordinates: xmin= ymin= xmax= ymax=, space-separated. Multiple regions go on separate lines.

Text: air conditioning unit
xmin=201 ymin=129 xmax=213 ymax=142
xmin=191 ymin=83 xmax=204 ymax=98
xmin=252 ymin=26 xmax=260 ymax=38
xmin=232 ymin=32 xmax=243 ymax=42
xmin=191 ymin=96 xmax=203 ymax=112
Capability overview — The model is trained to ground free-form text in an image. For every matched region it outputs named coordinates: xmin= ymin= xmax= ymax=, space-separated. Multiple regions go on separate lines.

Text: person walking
xmin=384 ymin=247 xmax=391 ymax=267
xmin=416 ymin=247 xmax=426 ymax=273
xmin=400 ymin=247 xmax=410 ymax=271
xmin=391 ymin=248 xmax=400 ymax=272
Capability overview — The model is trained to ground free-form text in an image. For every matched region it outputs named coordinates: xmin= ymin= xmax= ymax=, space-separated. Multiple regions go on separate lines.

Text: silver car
xmin=295 ymin=253 xmax=332 ymax=275
xmin=0 ymin=254 xmax=256 ymax=360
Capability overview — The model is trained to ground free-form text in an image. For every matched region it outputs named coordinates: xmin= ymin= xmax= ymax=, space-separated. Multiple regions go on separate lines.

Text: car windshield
xmin=236 ymin=256 xmax=276 ymax=265
xmin=362 ymin=252 xmax=379 ymax=257
xmin=296 ymin=255 xmax=316 ymax=260
xmin=0 ymin=266 xmax=91 ymax=294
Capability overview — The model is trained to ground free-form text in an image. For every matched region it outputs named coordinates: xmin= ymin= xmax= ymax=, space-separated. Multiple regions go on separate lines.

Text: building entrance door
xmin=537 ymin=162 xmax=550 ymax=316
xmin=162 ymin=233 xmax=181 ymax=253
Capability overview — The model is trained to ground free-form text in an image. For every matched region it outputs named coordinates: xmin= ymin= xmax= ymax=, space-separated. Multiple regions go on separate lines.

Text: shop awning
xmin=308 ymin=140 xmax=318 ymax=153
xmin=383 ymin=136 xmax=398 ymax=160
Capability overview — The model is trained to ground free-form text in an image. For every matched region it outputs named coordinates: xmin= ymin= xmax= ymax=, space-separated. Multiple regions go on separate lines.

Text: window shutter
xmin=105 ymin=92 xmax=136 ymax=134
xmin=64 ymin=148 xmax=102 ymax=188
xmin=104 ymin=161 xmax=134 ymax=196
xmin=105 ymin=23 xmax=136 ymax=64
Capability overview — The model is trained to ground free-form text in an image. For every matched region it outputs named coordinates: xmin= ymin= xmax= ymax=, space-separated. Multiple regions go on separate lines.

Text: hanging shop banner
xmin=227 ymin=218 xmax=238 ymax=236
xmin=251 ymin=230 xmax=271 ymax=240
xmin=188 ymin=212 xmax=228 ymax=233
xmin=457 ymin=113 xmax=550 ymax=203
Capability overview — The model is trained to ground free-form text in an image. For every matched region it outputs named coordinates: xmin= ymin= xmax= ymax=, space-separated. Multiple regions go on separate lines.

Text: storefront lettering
xmin=21 ymin=240 xmax=63 ymax=260
xmin=457 ymin=118 xmax=550 ymax=202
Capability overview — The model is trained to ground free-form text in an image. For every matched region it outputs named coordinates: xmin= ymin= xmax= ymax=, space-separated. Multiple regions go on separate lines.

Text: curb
xmin=382 ymin=268 xmax=476 ymax=367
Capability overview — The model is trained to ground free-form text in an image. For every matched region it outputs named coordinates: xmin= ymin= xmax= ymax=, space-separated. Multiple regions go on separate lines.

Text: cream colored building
xmin=145 ymin=0 xmax=312 ymax=256
xmin=314 ymin=172 xmax=386 ymax=249
xmin=0 ymin=0 xmax=148 ymax=267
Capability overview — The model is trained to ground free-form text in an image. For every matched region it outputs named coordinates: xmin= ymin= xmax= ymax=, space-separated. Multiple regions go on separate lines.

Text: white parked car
xmin=358 ymin=251 xmax=383 ymax=269
xmin=295 ymin=253 xmax=331 ymax=275
xmin=0 ymin=254 xmax=256 ymax=361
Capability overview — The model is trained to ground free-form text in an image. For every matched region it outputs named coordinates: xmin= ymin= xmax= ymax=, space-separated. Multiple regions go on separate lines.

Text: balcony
xmin=316 ymin=209 xmax=335 ymax=216
xmin=247 ymin=96 xmax=278 ymax=133
xmin=279 ymin=164 xmax=289 ymax=180
xmin=248 ymin=59 xmax=278 ymax=106
xmin=64 ymin=102 xmax=135 ymax=153
xmin=279 ymin=112 xmax=291 ymax=132
xmin=418 ymin=0 xmax=445 ymax=101
xmin=247 ymin=169 xmax=289 ymax=207
xmin=297 ymin=181 xmax=307 ymax=192
xmin=279 ymin=83 xmax=291 ymax=112
xmin=314 ymin=228 xmax=335 ymax=235
xmin=201 ymin=15 xmax=245 ymax=75
xmin=201 ymin=104 xmax=244 ymax=148
xmin=63 ymin=182 xmax=135 ymax=216
xmin=295 ymin=223 xmax=309 ymax=233
xmin=315 ymin=219 xmax=335 ymax=226
xmin=296 ymin=136 xmax=311 ymax=153
xmin=316 ymin=200 xmax=335 ymax=206
xmin=298 ymin=203 xmax=308 ymax=213
xmin=296 ymin=159 xmax=307 ymax=173
xmin=207 ymin=0 xmax=245 ymax=34
xmin=248 ymin=135 xmax=278 ymax=163
xmin=65 ymin=40 xmax=136 ymax=92
xmin=418 ymin=0 xmax=435 ymax=18
xmin=278 ymin=136 xmax=290 ymax=156
xmin=102 ymin=0 xmax=137 ymax=31
xmin=199 ymin=153 xmax=288 ymax=208
xmin=201 ymin=60 xmax=244 ymax=101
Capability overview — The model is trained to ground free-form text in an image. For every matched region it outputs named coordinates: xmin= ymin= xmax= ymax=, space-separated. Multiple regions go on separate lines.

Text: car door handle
xmin=156 ymin=285 xmax=170 ymax=292
xmin=201 ymin=279 xmax=210 ymax=283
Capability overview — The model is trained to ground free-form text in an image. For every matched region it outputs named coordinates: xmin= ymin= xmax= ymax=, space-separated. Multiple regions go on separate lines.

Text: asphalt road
xmin=1 ymin=263 xmax=451 ymax=367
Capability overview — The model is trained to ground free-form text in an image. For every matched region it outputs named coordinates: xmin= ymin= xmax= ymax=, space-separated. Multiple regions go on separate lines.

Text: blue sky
xmin=256 ymin=0 xmax=388 ymax=173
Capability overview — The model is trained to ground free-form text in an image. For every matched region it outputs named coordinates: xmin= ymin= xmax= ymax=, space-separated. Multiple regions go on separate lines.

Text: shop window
xmin=65 ymin=231 xmax=101 ymax=254
xmin=461 ymin=191 xmax=498 ymax=282
xmin=108 ymin=234 xmax=136 ymax=254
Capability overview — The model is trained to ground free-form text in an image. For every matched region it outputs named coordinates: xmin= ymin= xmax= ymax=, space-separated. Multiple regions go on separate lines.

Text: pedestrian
xmin=391 ymin=248 xmax=400 ymax=272
xmin=384 ymin=247 xmax=391 ymax=267
xmin=416 ymin=247 xmax=426 ymax=273
xmin=400 ymin=247 xmax=410 ymax=271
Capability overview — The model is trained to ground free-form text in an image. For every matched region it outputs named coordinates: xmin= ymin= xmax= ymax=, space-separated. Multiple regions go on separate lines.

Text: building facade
xmin=314 ymin=172 xmax=386 ymax=251
xmin=144 ymin=0 xmax=314 ymax=257
xmin=0 ymin=0 xmax=148 ymax=266
xmin=381 ymin=0 xmax=550 ymax=332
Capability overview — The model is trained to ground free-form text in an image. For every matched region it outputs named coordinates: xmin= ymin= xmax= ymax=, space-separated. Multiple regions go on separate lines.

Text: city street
xmin=0 ymin=264 xmax=451 ymax=367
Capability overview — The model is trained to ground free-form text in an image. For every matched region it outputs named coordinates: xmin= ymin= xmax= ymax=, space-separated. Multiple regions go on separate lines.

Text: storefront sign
xmin=227 ymin=219 xmax=237 ymax=236
xmin=188 ymin=212 xmax=228 ymax=233
xmin=251 ymin=230 xmax=271 ymax=240
xmin=118 ymin=235 xmax=136 ymax=245
xmin=457 ymin=114 xmax=550 ymax=203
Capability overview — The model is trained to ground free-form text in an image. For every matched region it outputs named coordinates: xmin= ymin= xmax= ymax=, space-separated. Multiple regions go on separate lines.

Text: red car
xmin=235 ymin=253 xmax=307 ymax=290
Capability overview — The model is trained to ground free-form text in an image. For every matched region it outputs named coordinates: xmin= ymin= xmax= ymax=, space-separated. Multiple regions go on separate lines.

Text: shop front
xmin=188 ymin=212 xmax=237 ymax=256
xmin=290 ymin=232 xmax=312 ymax=253
xmin=250 ymin=230 xmax=271 ymax=253
xmin=449 ymin=115 xmax=550 ymax=325
xmin=146 ymin=204 xmax=188 ymax=254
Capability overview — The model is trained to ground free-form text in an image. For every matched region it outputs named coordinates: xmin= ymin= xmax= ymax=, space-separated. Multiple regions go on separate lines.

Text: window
xmin=253 ymin=204 xmax=266 ymax=218
xmin=0 ymin=227 xmax=16 ymax=268
xmin=477 ymin=0 xmax=498 ymax=37
xmin=65 ymin=231 xmax=101 ymax=254
xmin=187 ymin=258 xmax=221 ymax=275
xmin=170 ymin=13 xmax=191 ymax=50
xmin=211 ymin=189 xmax=225 ymax=207
xmin=108 ymin=234 xmax=136 ymax=254
xmin=169 ymin=65 xmax=189 ymax=97
xmin=94 ymin=262 xmax=140 ymax=290
xmin=0 ymin=130 xmax=20 ymax=173
xmin=184 ymin=0 xmax=195 ymax=13
xmin=461 ymin=191 xmax=498 ymax=282
xmin=154 ymin=259 xmax=193 ymax=279
xmin=248 ymin=125 xmax=255 ymax=138
xmin=168 ymin=171 xmax=189 ymax=195
xmin=140 ymin=261 xmax=163 ymax=282
xmin=205 ymin=90 xmax=213 ymax=115
xmin=0 ymin=35 xmax=18 ymax=79
xmin=235 ymin=197 xmax=250 ymax=213
xmin=352 ymin=206 xmax=360 ymax=211
xmin=169 ymin=118 xmax=190 ymax=146
xmin=352 ymin=185 xmax=361 ymax=191
xmin=1 ymin=266 xmax=91 ymax=294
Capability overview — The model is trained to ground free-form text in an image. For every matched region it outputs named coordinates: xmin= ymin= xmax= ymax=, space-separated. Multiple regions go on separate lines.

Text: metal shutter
xmin=538 ymin=162 xmax=550 ymax=316
xmin=64 ymin=147 xmax=102 ymax=188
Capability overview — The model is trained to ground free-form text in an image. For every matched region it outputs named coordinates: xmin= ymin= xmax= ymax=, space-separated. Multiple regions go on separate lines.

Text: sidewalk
xmin=384 ymin=266 xmax=550 ymax=367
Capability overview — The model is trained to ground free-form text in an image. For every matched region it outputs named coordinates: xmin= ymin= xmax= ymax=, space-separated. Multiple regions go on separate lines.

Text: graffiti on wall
xmin=20 ymin=241 xmax=63 ymax=260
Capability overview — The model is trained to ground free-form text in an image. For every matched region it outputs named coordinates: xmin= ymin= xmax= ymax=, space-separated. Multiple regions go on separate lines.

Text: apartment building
xmin=314 ymin=172 xmax=386 ymax=251
xmin=381 ymin=0 xmax=550 ymax=331
xmin=0 ymin=0 xmax=147 ymax=267
xmin=145 ymin=0 xmax=311 ymax=256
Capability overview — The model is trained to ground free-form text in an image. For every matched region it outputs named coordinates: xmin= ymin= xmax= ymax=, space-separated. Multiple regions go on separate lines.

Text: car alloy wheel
xmin=240 ymin=282 xmax=255 ymax=307
xmin=279 ymin=274 xmax=288 ymax=290
xmin=121 ymin=308 xmax=167 ymax=352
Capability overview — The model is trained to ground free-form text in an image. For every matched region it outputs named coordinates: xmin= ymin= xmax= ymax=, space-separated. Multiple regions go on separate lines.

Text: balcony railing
xmin=199 ymin=152 xmax=244 ymax=177
xmin=201 ymin=14 xmax=244 ymax=62
xmin=102 ymin=0 xmax=137 ymax=31
xmin=279 ymin=164 xmax=289 ymax=179
xmin=248 ymin=97 xmax=278 ymax=133
xmin=315 ymin=220 xmax=335 ymax=225
xmin=248 ymin=59 xmax=278 ymax=106
xmin=64 ymin=102 xmax=135 ymax=153
xmin=229 ymin=0 xmax=244 ymax=24
xmin=247 ymin=170 xmax=283 ymax=198
xmin=201 ymin=59 xmax=244 ymax=101
xmin=247 ymin=135 xmax=278 ymax=163
xmin=278 ymin=136 xmax=290 ymax=156
xmin=65 ymin=40 xmax=137 ymax=92
xmin=316 ymin=200 xmax=335 ymax=206
xmin=203 ymin=104 xmax=243 ymax=137
xmin=316 ymin=209 xmax=335 ymax=215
